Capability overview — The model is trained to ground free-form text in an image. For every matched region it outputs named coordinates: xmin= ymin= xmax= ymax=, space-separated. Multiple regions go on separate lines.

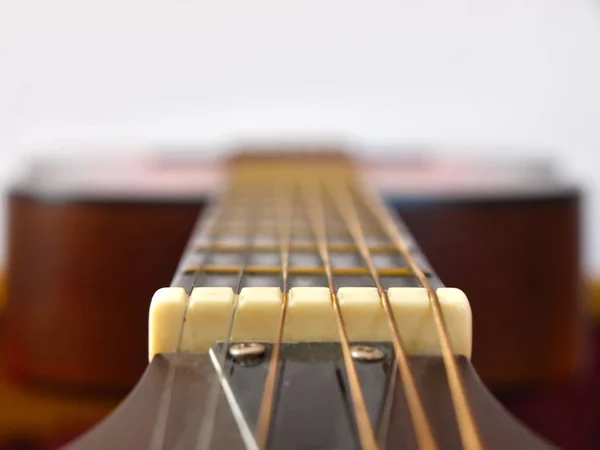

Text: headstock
xmin=66 ymin=346 xmax=555 ymax=449
xmin=64 ymin=152 xmax=559 ymax=449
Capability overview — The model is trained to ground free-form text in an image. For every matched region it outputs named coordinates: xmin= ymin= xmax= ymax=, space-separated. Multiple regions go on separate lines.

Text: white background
xmin=1 ymin=0 xmax=600 ymax=269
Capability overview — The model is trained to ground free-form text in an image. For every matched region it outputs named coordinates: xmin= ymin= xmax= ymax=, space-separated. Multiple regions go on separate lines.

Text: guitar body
xmin=0 ymin=150 xmax=585 ymax=448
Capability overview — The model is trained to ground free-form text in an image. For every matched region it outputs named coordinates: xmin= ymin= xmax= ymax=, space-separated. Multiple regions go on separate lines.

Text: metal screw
xmin=350 ymin=345 xmax=384 ymax=362
xmin=229 ymin=343 xmax=266 ymax=359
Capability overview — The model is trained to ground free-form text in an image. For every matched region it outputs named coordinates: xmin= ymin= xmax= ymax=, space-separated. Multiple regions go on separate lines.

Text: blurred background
xmin=1 ymin=1 xmax=600 ymax=449
xmin=1 ymin=0 xmax=600 ymax=269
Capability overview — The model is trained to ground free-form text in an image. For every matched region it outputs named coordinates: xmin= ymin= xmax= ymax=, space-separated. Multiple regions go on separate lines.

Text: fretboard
xmin=171 ymin=155 xmax=443 ymax=295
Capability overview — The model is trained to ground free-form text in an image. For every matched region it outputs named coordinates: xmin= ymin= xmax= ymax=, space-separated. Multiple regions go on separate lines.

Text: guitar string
xmin=155 ymin=157 xmax=479 ymax=449
xmin=353 ymin=176 xmax=483 ymax=450
xmin=255 ymin=176 xmax=295 ymax=449
xmin=325 ymin=174 xmax=438 ymax=450
xmin=320 ymin=169 xmax=398 ymax=446
xmin=300 ymin=173 xmax=379 ymax=450
xmin=195 ymin=173 xmax=262 ymax=450
xmin=376 ymin=357 xmax=398 ymax=447
xmin=148 ymin=187 xmax=235 ymax=450
xmin=350 ymin=187 xmax=403 ymax=449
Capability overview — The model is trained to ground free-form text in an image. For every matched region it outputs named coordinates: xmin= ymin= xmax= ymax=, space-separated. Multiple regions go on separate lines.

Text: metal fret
xmin=216 ymin=222 xmax=384 ymax=236
xmin=181 ymin=265 xmax=425 ymax=277
xmin=195 ymin=242 xmax=403 ymax=254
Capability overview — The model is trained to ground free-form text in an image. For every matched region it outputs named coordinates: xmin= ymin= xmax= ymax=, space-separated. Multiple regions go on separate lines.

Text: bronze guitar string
xmin=354 ymin=176 xmax=483 ymax=450
xmin=159 ymin=156 xmax=482 ymax=449
xmin=299 ymin=178 xmax=379 ymax=450
xmin=255 ymin=180 xmax=295 ymax=449
xmin=194 ymin=169 xmax=378 ymax=449
xmin=325 ymin=175 xmax=438 ymax=450
xmin=238 ymin=159 xmax=480 ymax=449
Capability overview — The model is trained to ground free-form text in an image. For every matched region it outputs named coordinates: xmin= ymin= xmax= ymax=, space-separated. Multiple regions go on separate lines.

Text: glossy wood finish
xmin=400 ymin=195 xmax=584 ymax=387
xmin=3 ymin=196 xmax=202 ymax=390
xmin=2 ymin=190 xmax=583 ymax=392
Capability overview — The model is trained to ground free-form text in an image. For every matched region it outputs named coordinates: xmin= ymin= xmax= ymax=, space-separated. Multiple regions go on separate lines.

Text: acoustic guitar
xmin=1 ymin=147 xmax=584 ymax=448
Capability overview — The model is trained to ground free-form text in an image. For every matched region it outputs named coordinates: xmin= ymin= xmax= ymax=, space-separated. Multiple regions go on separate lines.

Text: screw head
xmin=350 ymin=345 xmax=385 ymax=362
xmin=229 ymin=342 xmax=266 ymax=359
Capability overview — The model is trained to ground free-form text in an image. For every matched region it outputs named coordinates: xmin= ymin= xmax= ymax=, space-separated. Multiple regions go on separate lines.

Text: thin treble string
xmin=376 ymin=357 xmax=398 ymax=447
xmin=325 ymin=176 xmax=437 ymax=450
xmin=353 ymin=178 xmax=483 ymax=450
xmin=195 ymin=173 xmax=263 ymax=450
xmin=300 ymin=170 xmax=379 ymax=450
xmin=148 ymin=186 xmax=237 ymax=450
xmin=255 ymin=174 xmax=296 ymax=449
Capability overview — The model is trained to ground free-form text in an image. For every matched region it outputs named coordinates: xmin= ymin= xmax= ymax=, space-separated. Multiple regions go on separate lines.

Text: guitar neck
xmin=65 ymin=151 xmax=557 ymax=450
xmin=155 ymin=152 xmax=477 ymax=449
xmin=171 ymin=154 xmax=443 ymax=299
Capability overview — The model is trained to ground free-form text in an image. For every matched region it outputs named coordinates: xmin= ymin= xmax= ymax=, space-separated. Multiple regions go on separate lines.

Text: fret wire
xmin=326 ymin=177 xmax=438 ymax=450
xmin=256 ymin=179 xmax=296 ymax=449
xmin=300 ymin=178 xmax=379 ymax=450
xmin=195 ymin=242 xmax=402 ymax=254
xmin=354 ymin=179 xmax=483 ymax=450
xmin=195 ymin=177 xmax=264 ymax=450
xmin=149 ymin=187 xmax=237 ymax=450
xmin=217 ymin=224 xmax=384 ymax=237
xmin=182 ymin=265 xmax=421 ymax=277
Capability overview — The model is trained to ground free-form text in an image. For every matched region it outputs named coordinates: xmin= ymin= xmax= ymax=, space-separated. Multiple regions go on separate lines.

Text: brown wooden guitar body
xmin=2 ymin=153 xmax=584 ymax=395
